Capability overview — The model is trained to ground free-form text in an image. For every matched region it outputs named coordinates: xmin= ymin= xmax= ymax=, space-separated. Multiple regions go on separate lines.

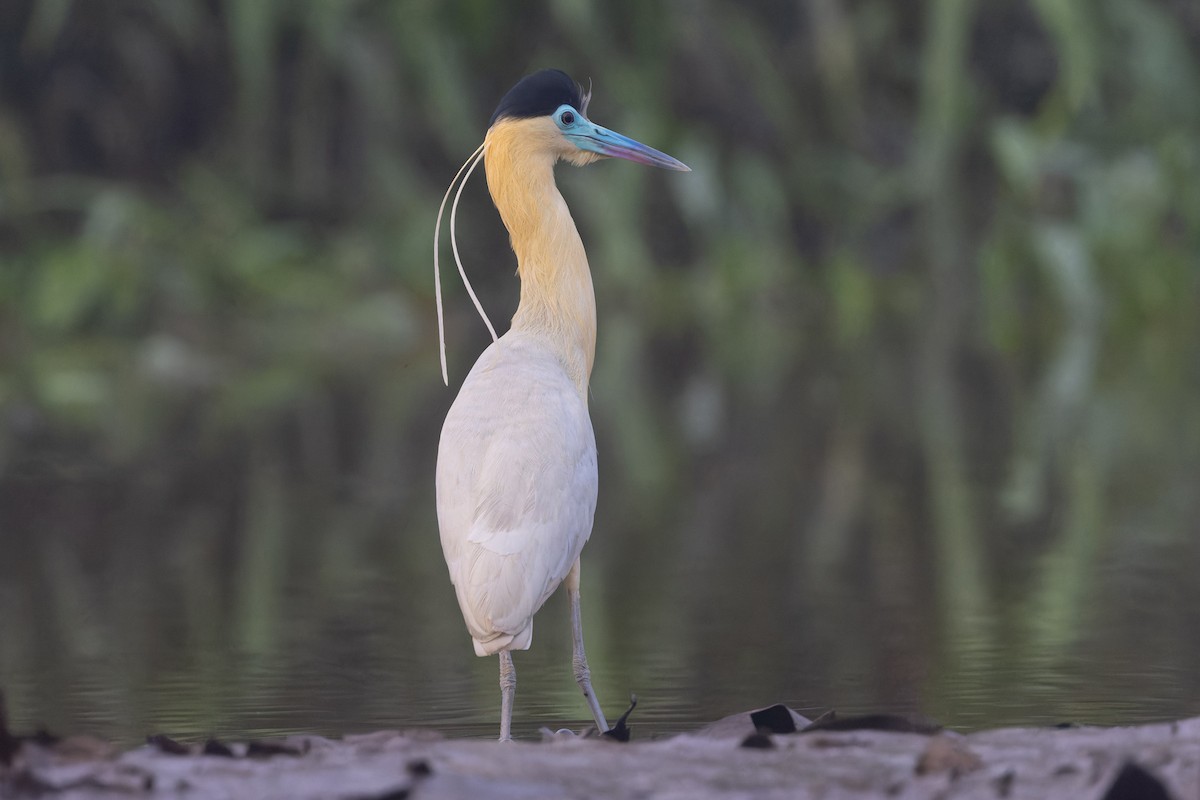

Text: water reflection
xmin=3 ymin=504 xmax=1197 ymax=745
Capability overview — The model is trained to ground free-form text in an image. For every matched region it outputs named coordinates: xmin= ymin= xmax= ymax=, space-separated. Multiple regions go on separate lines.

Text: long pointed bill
xmin=567 ymin=120 xmax=691 ymax=171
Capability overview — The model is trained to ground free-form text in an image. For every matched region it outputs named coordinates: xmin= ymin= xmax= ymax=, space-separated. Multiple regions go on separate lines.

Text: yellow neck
xmin=484 ymin=118 xmax=597 ymax=392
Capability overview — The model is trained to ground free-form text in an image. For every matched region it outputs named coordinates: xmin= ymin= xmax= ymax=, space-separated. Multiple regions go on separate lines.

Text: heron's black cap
xmin=490 ymin=69 xmax=587 ymax=126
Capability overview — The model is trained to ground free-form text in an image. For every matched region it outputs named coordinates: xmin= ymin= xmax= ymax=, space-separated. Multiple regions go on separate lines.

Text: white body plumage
xmin=436 ymin=331 xmax=597 ymax=657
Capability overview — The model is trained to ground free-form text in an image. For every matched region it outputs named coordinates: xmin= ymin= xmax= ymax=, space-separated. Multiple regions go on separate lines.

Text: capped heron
xmin=434 ymin=69 xmax=689 ymax=741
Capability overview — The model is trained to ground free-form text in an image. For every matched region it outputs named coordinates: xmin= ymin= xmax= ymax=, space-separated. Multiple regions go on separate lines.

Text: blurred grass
xmin=1 ymin=0 xmax=1199 ymax=736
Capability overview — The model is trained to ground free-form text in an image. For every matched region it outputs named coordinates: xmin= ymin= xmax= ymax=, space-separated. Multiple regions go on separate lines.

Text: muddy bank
xmin=2 ymin=699 xmax=1196 ymax=799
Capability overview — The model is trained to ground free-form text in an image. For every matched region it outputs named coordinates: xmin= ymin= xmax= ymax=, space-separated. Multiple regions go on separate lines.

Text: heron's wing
xmin=436 ymin=336 xmax=597 ymax=652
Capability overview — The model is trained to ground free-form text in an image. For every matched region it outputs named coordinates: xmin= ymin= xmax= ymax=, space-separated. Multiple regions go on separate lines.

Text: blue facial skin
xmin=553 ymin=104 xmax=690 ymax=172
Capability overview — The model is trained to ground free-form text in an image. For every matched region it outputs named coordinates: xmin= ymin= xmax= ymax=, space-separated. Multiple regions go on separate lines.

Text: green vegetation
xmin=1 ymin=0 xmax=1198 ymax=739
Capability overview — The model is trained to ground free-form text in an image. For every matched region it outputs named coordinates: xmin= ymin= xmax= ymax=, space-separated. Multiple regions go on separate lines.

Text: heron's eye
xmin=560 ymin=110 xmax=575 ymax=125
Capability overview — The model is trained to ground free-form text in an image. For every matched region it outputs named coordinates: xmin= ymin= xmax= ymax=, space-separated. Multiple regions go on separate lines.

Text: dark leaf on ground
xmin=1100 ymin=761 xmax=1172 ymax=800
xmin=801 ymin=714 xmax=942 ymax=735
xmin=692 ymin=705 xmax=813 ymax=739
xmin=147 ymin=734 xmax=190 ymax=755
xmin=602 ymin=695 xmax=638 ymax=743
xmin=750 ymin=704 xmax=799 ymax=734
xmin=246 ymin=739 xmax=305 ymax=758
xmin=203 ymin=738 xmax=235 ymax=758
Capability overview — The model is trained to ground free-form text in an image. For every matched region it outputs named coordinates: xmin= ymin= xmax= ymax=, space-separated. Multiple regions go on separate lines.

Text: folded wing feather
xmin=436 ymin=333 xmax=598 ymax=655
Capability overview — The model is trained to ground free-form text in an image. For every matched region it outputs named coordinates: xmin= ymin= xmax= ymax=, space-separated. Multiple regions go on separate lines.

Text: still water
xmin=3 ymin=494 xmax=1198 ymax=745
xmin=3 ymin=319 xmax=1199 ymax=744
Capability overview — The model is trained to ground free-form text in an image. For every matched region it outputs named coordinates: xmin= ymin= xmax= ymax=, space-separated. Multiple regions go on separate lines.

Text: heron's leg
xmin=566 ymin=559 xmax=609 ymax=732
xmin=498 ymin=650 xmax=515 ymax=742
